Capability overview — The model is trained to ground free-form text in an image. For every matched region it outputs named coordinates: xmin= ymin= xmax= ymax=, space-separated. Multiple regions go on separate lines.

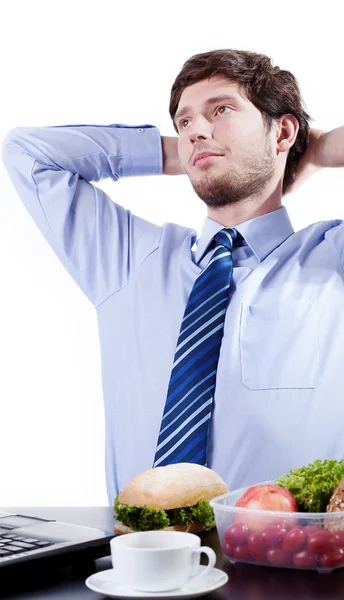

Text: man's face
xmin=175 ymin=75 xmax=276 ymax=208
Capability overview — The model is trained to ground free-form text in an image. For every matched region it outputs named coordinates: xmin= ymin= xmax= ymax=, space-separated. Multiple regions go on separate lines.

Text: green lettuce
xmin=114 ymin=497 xmax=214 ymax=531
xmin=275 ymin=458 xmax=344 ymax=512
xmin=168 ymin=500 xmax=215 ymax=530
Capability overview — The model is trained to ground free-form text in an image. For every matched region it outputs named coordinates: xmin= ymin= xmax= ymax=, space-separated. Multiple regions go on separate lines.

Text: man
xmin=2 ymin=49 xmax=344 ymax=506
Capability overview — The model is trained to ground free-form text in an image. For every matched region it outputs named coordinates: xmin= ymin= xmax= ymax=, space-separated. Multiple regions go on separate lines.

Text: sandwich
xmin=113 ymin=462 xmax=228 ymax=534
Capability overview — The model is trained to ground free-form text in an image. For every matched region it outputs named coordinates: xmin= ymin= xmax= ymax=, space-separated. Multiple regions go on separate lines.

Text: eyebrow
xmin=174 ymin=94 xmax=241 ymax=124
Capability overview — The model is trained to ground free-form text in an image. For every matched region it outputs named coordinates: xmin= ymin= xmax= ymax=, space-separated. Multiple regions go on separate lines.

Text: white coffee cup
xmin=110 ymin=530 xmax=216 ymax=592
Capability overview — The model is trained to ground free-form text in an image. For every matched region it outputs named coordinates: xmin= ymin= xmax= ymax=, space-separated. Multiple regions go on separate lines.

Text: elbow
xmin=1 ymin=127 xmax=42 ymax=187
xmin=2 ymin=126 xmax=42 ymax=174
xmin=1 ymin=127 xmax=25 ymax=167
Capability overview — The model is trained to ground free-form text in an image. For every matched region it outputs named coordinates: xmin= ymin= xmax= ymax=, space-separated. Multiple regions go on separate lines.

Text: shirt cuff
xmin=112 ymin=124 xmax=163 ymax=178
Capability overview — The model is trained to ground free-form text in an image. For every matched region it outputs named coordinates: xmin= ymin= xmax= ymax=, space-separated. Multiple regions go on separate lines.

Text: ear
xmin=275 ymin=114 xmax=299 ymax=153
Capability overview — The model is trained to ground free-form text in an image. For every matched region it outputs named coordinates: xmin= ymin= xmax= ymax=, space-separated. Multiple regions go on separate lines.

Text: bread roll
xmin=118 ymin=463 xmax=228 ymax=510
xmin=325 ymin=476 xmax=344 ymax=532
xmin=326 ymin=477 xmax=344 ymax=513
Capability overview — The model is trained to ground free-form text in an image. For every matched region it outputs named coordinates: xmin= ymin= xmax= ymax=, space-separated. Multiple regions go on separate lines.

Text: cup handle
xmin=191 ymin=546 xmax=216 ymax=579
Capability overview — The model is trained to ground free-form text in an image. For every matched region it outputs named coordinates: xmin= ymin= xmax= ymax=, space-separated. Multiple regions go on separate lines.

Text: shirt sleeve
xmin=1 ymin=123 xmax=163 ymax=307
xmin=324 ymin=220 xmax=344 ymax=276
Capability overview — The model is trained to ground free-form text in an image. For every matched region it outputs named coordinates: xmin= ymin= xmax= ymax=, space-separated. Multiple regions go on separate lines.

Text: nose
xmin=188 ymin=115 xmax=212 ymax=143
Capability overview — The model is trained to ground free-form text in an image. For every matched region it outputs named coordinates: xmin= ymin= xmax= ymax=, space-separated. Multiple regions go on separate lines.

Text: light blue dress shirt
xmin=3 ymin=124 xmax=344 ymax=506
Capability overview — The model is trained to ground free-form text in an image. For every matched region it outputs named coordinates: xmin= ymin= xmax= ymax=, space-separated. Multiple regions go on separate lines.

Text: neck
xmin=206 ymin=180 xmax=283 ymax=228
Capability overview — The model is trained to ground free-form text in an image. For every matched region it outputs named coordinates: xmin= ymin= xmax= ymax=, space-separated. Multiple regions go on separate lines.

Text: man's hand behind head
xmin=162 ymin=136 xmax=185 ymax=175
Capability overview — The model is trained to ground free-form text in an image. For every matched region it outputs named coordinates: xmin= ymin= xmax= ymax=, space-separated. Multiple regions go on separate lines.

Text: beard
xmin=189 ymin=137 xmax=275 ymax=208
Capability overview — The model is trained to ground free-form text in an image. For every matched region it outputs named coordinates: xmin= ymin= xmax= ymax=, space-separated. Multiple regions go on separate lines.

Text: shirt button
xmin=137 ymin=128 xmax=145 ymax=133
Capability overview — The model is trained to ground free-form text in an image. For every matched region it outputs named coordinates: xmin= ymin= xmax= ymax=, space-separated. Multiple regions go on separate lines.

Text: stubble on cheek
xmin=189 ymin=140 xmax=275 ymax=208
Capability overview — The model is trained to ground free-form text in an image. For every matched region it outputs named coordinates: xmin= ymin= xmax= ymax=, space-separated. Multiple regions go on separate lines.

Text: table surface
xmin=1 ymin=507 xmax=344 ymax=599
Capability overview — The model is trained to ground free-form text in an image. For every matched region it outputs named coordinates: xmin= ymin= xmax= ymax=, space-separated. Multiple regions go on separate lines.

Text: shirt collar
xmin=195 ymin=206 xmax=295 ymax=264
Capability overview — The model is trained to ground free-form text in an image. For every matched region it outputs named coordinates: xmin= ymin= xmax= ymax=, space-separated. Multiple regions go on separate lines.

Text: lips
xmin=192 ymin=152 xmax=223 ymax=166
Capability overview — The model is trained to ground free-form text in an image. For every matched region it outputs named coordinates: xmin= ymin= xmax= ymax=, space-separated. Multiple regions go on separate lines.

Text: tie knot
xmin=214 ymin=228 xmax=241 ymax=251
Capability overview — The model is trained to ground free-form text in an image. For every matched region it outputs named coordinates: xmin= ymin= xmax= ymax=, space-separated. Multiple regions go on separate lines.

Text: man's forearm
xmin=314 ymin=126 xmax=344 ymax=168
xmin=284 ymin=126 xmax=344 ymax=195
xmin=2 ymin=125 xmax=162 ymax=184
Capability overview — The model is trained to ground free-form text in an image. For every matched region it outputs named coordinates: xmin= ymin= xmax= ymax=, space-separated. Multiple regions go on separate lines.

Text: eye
xmin=216 ymin=105 xmax=232 ymax=115
xmin=177 ymin=106 xmax=232 ymax=131
xmin=179 ymin=118 xmax=190 ymax=130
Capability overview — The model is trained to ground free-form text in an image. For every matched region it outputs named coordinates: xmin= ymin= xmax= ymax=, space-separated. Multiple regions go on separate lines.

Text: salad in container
xmin=210 ymin=459 xmax=344 ymax=572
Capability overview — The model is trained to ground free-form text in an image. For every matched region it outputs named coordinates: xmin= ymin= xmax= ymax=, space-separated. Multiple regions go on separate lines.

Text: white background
xmin=0 ymin=0 xmax=343 ymax=506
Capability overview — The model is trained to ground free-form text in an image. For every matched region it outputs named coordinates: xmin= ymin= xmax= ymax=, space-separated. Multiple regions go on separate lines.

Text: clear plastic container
xmin=210 ymin=483 xmax=344 ymax=573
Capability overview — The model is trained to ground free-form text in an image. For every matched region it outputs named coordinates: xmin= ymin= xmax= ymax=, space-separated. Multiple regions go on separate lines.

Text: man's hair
xmin=169 ymin=49 xmax=312 ymax=195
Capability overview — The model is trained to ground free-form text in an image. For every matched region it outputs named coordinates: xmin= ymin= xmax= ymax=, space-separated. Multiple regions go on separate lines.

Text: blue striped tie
xmin=153 ymin=228 xmax=240 ymax=467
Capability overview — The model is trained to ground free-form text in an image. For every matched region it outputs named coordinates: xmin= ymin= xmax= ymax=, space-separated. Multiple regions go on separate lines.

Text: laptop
xmin=0 ymin=510 xmax=115 ymax=573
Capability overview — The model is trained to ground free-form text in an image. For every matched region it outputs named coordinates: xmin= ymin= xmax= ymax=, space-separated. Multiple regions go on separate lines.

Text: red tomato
xmin=282 ymin=527 xmax=307 ymax=553
xmin=293 ymin=549 xmax=319 ymax=568
xmin=320 ymin=549 xmax=344 ymax=568
xmin=236 ymin=484 xmax=298 ymax=511
xmin=224 ymin=523 xmax=249 ymax=546
xmin=233 ymin=544 xmax=251 ymax=560
xmin=247 ymin=532 xmax=267 ymax=562
xmin=260 ymin=526 xmax=287 ymax=548
xmin=267 ymin=548 xmax=292 ymax=566
xmin=333 ymin=531 xmax=344 ymax=548
xmin=303 ymin=524 xmax=323 ymax=537
xmin=273 ymin=517 xmax=299 ymax=531
xmin=235 ymin=484 xmax=298 ymax=532
xmin=308 ymin=531 xmax=336 ymax=554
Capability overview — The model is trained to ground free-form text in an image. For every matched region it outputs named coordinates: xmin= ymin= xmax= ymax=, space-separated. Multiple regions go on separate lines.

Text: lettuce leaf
xmin=114 ymin=497 xmax=214 ymax=531
xmin=114 ymin=496 xmax=170 ymax=531
xmin=168 ymin=500 xmax=214 ymax=530
xmin=275 ymin=458 xmax=344 ymax=512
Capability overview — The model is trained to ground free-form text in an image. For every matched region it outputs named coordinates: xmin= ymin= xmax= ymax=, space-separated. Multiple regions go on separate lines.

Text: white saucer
xmin=85 ymin=565 xmax=228 ymax=599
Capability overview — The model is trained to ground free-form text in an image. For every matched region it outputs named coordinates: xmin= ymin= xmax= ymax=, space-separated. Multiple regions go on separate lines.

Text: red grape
xmin=293 ymin=549 xmax=319 ymax=568
xmin=333 ymin=531 xmax=344 ymax=548
xmin=260 ymin=526 xmax=287 ymax=548
xmin=308 ymin=531 xmax=336 ymax=554
xmin=320 ymin=549 xmax=344 ymax=568
xmin=223 ymin=540 xmax=236 ymax=557
xmin=248 ymin=532 xmax=267 ymax=561
xmin=233 ymin=544 xmax=251 ymax=560
xmin=224 ymin=523 xmax=249 ymax=545
xmin=267 ymin=548 xmax=292 ymax=566
xmin=282 ymin=527 xmax=307 ymax=553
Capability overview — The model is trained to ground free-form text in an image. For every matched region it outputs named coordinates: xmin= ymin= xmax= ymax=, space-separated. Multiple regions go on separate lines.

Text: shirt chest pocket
xmin=239 ymin=300 xmax=320 ymax=390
